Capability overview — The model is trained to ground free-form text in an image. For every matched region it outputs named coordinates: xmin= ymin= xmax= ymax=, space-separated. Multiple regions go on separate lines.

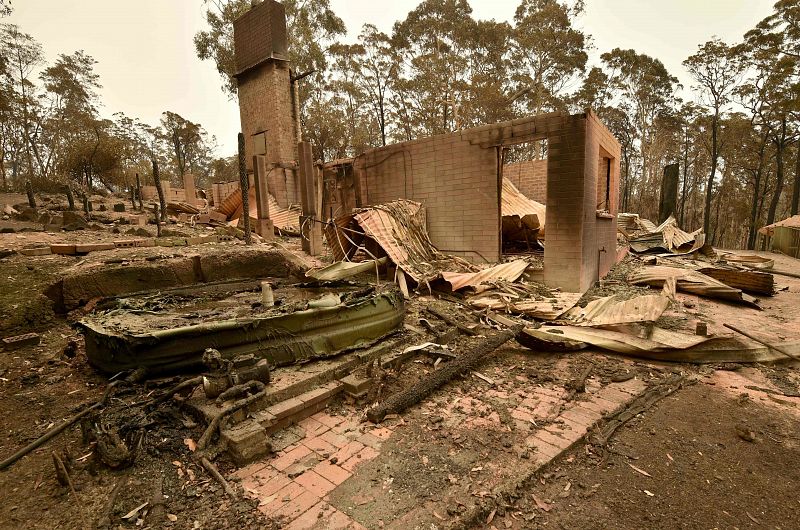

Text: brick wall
xmin=232 ymin=0 xmax=288 ymax=75
xmin=141 ymin=183 xmax=186 ymax=203
xmin=542 ymin=114 xmax=589 ymax=292
xmin=236 ymin=60 xmax=298 ymax=208
xmin=354 ymin=131 xmax=501 ymax=264
xmin=353 ymin=110 xmax=621 ymax=292
xmin=503 ymin=159 xmax=547 ymax=204
xmin=211 ymin=181 xmax=240 ymax=207
xmin=543 ymin=111 xmax=620 ymax=292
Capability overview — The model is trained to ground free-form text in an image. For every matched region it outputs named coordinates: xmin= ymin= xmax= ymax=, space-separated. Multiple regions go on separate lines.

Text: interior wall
xmin=354 ymin=131 xmax=500 ymax=264
xmin=503 ymin=159 xmax=548 ymax=204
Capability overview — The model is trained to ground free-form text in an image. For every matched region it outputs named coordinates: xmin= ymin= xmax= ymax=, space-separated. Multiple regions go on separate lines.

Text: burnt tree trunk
xmin=135 ymin=173 xmax=143 ymax=210
xmin=791 ymin=142 xmax=800 ymax=216
xmin=154 ymin=204 xmax=162 ymax=237
xmin=747 ymin=132 xmax=769 ymax=249
xmin=766 ymin=118 xmax=788 ymax=229
xmin=703 ymin=111 xmax=719 ymax=243
xmin=679 ymin=130 xmax=690 ymax=227
xmin=659 ymin=164 xmax=679 ymax=223
xmin=64 ymin=185 xmax=75 ymax=211
xmin=367 ymin=327 xmax=520 ymax=423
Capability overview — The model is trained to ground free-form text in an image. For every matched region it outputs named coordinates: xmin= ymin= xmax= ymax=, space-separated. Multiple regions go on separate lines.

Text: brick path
xmin=235 ymin=412 xmax=391 ymax=529
xmin=233 ymin=376 xmax=647 ymax=528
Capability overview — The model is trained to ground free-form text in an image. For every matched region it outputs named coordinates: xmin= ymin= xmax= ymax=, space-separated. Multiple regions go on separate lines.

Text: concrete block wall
xmin=503 ymin=159 xmax=548 ymax=204
xmin=236 ymin=60 xmax=298 ymax=208
xmin=355 ymin=130 xmax=500 ymax=264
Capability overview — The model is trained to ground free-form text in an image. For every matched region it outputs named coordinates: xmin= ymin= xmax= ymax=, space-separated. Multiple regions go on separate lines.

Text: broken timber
xmin=366 ymin=327 xmax=521 ymax=423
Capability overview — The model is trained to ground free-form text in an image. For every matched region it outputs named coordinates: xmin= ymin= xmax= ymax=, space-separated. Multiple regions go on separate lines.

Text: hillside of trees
xmin=1 ymin=0 xmax=798 ymax=251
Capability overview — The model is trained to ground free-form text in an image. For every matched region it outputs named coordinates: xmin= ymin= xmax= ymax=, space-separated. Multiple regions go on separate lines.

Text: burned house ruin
xmin=231 ymin=0 xmax=621 ymax=293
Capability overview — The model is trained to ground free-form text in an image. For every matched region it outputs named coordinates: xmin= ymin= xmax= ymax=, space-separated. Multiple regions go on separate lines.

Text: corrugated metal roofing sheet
xmin=441 ymin=260 xmax=529 ymax=292
xmin=323 ymin=200 xmax=477 ymax=284
xmin=501 ymin=178 xmax=546 ymax=236
xmin=759 ymin=214 xmax=800 ymax=236
xmin=564 ymin=294 xmax=669 ymax=326
xmin=629 ymin=216 xmax=702 ymax=253
xmin=215 ymin=184 xmax=300 ymax=230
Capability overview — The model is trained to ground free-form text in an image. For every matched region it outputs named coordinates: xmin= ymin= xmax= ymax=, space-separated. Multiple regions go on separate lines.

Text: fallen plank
xmin=366 ymin=327 xmax=520 ymax=422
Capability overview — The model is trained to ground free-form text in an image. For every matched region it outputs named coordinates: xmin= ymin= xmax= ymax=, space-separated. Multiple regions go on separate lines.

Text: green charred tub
xmin=77 ymin=289 xmax=404 ymax=374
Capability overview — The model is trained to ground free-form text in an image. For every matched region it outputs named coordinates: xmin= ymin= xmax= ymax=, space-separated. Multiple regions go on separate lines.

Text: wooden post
xmin=64 ymin=185 xmax=75 ymax=211
xmin=237 ymin=133 xmax=252 ymax=245
xmin=25 ymin=180 xmax=36 ymax=208
xmin=135 ymin=173 xmax=143 ymax=210
xmin=252 ymin=155 xmax=274 ymax=239
xmin=152 ymin=160 xmax=167 ymax=222
xmin=298 ymin=141 xmax=322 ymax=255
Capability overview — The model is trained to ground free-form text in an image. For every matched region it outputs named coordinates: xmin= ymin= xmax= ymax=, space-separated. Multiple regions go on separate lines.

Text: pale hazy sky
xmin=6 ymin=0 xmax=775 ymax=155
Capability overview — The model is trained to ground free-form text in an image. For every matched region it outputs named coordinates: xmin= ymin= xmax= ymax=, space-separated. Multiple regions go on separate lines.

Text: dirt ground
xmin=516 ymin=381 xmax=800 ymax=529
xmin=2 ymin=191 xmax=800 ymax=529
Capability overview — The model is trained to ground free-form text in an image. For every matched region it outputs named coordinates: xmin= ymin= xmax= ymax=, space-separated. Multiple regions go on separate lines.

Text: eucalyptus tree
xmin=510 ymin=0 xmax=588 ymax=115
xmin=599 ymin=49 xmax=680 ymax=212
xmin=684 ymin=38 xmax=744 ymax=240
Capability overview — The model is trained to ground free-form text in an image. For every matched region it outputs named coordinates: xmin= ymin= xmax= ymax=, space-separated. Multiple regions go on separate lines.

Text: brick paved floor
xmin=232 ymin=374 xmax=648 ymax=529
xmin=235 ymin=410 xmax=388 ymax=529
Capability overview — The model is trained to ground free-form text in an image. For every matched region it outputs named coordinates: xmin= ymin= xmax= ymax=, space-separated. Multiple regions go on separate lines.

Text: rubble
xmin=629 ymin=265 xmax=761 ymax=307
xmin=325 ymin=199 xmax=476 ymax=286
xmin=501 ymin=178 xmax=546 ymax=250
xmin=2 ymin=3 xmax=800 ymax=528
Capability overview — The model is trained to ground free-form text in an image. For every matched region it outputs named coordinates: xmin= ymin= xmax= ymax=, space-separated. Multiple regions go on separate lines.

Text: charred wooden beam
xmin=367 ymin=327 xmax=520 ymax=423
